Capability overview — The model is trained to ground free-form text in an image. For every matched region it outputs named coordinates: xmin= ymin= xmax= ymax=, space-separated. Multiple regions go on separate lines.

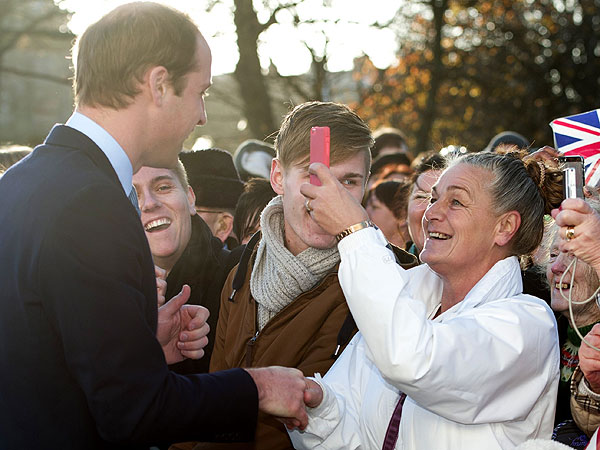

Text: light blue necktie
xmin=128 ymin=187 xmax=141 ymax=216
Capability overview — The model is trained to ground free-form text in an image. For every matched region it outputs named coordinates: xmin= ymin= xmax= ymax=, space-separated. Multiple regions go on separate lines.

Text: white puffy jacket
xmin=290 ymin=227 xmax=559 ymax=450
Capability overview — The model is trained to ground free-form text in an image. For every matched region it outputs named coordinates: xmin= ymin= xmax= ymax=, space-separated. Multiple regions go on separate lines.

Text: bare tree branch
xmin=0 ymin=65 xmax=70 ymax=85
xmin=205 ymin=0 xmax=221 ymax=13
xmin=207 ymin=82 xmax=244 ymax=109
xmin=259 ymin=2 xmax=301 ymax=32
xmin=0 ymin=28 xmax=74 ymax=40
xmin=269 ymin=59 xmax=312 ymax=100
xmin=0 ymin=8 xmax=63 ymax=56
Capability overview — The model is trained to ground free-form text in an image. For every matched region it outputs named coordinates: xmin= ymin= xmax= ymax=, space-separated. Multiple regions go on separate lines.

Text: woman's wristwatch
xmin=335 ymin=220 xmax=375 ymax=242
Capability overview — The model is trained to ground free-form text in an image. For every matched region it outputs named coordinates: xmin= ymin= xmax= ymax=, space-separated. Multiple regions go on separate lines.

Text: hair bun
xmin=523 ymin=158 xmax=562 ymax=214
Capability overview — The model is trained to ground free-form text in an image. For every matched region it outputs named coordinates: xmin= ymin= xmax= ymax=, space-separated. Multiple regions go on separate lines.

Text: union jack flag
xmin=550 ymin=109 xmax=600 ymax=187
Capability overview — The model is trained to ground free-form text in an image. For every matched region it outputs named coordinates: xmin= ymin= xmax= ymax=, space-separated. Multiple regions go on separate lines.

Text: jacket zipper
xmin=243 ymin=271 xmax=339 ymax=367
xmin=244 ymin=266 xmax=339 ymax=367
xmin=245 ymin=331 xmax=259 ymax=366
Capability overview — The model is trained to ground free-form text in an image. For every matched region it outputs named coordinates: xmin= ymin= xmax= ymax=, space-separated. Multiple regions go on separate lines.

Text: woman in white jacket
xmin=288 ymin=150 xmax=563 ymax=450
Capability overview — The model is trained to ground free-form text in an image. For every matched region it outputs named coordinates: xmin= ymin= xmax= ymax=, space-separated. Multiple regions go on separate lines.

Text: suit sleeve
xmin=38 ymin=183 xmax=258 ymax=444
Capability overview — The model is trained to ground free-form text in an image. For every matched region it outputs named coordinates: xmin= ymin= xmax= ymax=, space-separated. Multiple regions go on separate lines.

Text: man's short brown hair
xmin=73 ymin=2 xmax=200 ymax=109
xmin=274 ymin=102 xmax=373 ymax=171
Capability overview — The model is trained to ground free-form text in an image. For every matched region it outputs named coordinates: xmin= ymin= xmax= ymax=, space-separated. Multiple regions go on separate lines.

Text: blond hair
xmin=274 ymin=102 xmax=373 ymax=171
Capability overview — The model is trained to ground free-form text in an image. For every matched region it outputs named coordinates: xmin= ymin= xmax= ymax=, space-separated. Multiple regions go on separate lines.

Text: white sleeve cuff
xmin=579 ymin=376 xmax=600 ymax=401
xmin=307 ymin=373 xmax=336 ymax=417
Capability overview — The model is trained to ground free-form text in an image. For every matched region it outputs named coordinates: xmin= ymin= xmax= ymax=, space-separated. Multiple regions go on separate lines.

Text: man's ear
xmin=187 ymin=186 xmax=197 ymax=216
xmin=214 ymin=212 xmax=234 ymax=243
xmin=148 ymin=66 xmax=169 ymax=106
xmin=397 ymin=218 xmax=408 ymax=233
xmin=495 ymin=210 xmax=521 ymax=247
xmin=270 ymin=158 xmax=284 ymax=195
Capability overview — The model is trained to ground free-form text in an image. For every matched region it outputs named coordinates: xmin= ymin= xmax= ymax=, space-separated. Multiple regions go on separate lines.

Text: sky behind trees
xmin=59 ymin=0 xmax=402 ymax=76
xmin=3 ymin=0 xmax=597 ymax=153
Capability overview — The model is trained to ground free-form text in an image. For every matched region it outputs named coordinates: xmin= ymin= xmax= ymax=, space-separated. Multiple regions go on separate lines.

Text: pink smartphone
xmin=310 ymin=126 xmax=330 ymax=186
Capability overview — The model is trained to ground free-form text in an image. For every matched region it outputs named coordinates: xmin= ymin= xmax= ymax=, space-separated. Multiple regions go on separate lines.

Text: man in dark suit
xmin=0 ymin=3 xmax=307 ymax=449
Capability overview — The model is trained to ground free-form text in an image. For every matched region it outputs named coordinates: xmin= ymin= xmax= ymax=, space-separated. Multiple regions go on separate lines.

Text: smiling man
xmin=0 ymin=3 xmax=311 ymax=448
xmin=133 ymin=161 xmax=234 ymax=373
xmin=196 ymin=101 xmax=416 ymax=450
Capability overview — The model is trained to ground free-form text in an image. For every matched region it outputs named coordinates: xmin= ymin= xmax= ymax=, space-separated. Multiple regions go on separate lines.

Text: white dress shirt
xmin=66 ymin=111 xmax=133 ymax=196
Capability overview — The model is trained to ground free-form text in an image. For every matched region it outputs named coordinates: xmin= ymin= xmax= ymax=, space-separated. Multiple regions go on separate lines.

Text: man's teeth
xmin=429 ymin=232 xmax=451 ymax=240
xmin=555 ymin=282 xmax=570 ymax=290
xmin=145 ymin=218 xmax=171 ymax=231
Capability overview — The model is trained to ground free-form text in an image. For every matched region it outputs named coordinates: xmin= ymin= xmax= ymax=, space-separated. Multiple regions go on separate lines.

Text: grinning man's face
xmin=133 ymin=166 xmax=196 ymax=272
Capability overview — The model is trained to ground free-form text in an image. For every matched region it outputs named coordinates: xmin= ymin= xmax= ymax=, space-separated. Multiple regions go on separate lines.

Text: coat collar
xmin=445 ymin=256 xmax=523 ymax=316
xmin=43 ymin=124 xmax=121 ymax=188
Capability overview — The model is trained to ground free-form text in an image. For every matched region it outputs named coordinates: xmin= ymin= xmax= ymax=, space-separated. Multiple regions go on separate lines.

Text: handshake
xmin=245 ymin=367 xmax=324 ymax=430
xmin=153 ymin=271 xmax=324 ymax=428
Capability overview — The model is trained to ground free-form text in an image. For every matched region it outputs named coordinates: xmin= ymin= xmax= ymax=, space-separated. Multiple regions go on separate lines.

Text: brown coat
xmin=206 ymin=252 xmax=350 ymax=450
xmin=174 ymin=242 xmax=416 ymax=450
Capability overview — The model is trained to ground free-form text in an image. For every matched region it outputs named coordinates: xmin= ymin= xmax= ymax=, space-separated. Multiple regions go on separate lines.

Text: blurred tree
xmin=231 ymin=0 xmax=353 ymax=140
xmin=232 ymin=0 xmax=282 ymax=139
xmin=0 ymin=0 xmax=74 ymax=145
xmin=354 ymin=0 xmax=600 ymax=154
xmin=0 ymin=0 xmax=72 ymax=84
xmin=416 ymin=0 xmax=448 ymax=155
xmin=219 ymin=0 xmax=400 ymax=141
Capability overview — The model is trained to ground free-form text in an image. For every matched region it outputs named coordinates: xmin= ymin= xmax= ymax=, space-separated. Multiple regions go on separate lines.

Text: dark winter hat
xmin=233 ymin=139 xmax=276 ymax=181
xmin=371 ymin=153 xmax=413 ymax=177
xmin=483 ymin=131 xmax=530 ymax=153
xmin=372 ymin=127 xmax=409 ymax=159
xmin=179 ymin=148 xmax=244 ymax=209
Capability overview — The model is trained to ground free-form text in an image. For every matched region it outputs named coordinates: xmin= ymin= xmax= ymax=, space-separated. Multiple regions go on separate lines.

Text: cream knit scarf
xmin=250 ymin=195 xmax=340 ymax=331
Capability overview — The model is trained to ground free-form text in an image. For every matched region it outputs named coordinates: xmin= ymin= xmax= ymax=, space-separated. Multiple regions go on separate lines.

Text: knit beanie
xmin=483 ymin=131 xmax=530 ymax=153
xmin=179 ymin=148 xmax=244 ymax=209
xmin=371 ymin=153 xmax=412 ymax=177
xmin=233 ymin=139 xmax=276 ymax=181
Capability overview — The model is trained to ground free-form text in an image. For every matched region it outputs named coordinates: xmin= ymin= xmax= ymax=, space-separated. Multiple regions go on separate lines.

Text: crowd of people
xmin=2 ymin=2 xmax=600 ymax=450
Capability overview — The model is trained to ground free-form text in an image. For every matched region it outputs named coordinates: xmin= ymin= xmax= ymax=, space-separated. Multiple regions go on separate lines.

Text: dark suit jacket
xmin=0 ymin=125 xmax=258 ymax=449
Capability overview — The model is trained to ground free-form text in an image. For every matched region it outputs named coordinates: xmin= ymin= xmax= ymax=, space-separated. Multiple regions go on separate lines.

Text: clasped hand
xmin=243 ymin=367 xmax=325 ymax=431
xmin=156 ymin=284 xmax=210 ymax=365
xmin=277 ymin=378 xmax=324 ymax=431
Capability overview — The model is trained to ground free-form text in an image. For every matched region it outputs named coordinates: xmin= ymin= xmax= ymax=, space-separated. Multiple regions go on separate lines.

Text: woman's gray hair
xmin=450 ymin=151 xmax=562 ymax=256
